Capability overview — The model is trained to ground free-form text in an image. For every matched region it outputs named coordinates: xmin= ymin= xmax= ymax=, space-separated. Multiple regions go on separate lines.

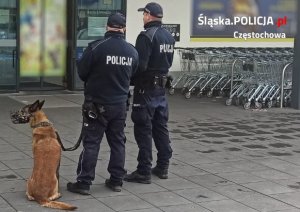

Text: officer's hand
xmin=166 ymin=75 xmax=173 ymax=89
xmin=126 ymin=91 xmax=132 ymax=111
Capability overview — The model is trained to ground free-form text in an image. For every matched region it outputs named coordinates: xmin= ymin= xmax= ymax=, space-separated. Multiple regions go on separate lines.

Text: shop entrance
xmin=0 ymin=0 xmax=127 ymax=93
xmin=19 ymin=0 xmax=67 ymax=91
xmin=0 ymin=1 xmax=17 ymax=92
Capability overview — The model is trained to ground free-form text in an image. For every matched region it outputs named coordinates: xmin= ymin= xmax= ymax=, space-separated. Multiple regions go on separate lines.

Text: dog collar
xmin=31 ymin=121 xmax=53 ymax=129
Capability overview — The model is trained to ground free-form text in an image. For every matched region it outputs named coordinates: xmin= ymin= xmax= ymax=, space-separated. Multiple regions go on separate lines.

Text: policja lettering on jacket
xmin=106 ymin=55 xmax=133 ymax=66
xmin=159 ymin=44 xmax=174 ymax=53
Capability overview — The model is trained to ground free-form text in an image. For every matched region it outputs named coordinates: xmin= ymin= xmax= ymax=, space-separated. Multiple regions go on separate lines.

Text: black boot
xmin=67 ymin=182 xmax=90 ymax=195
xmin=151 ymin=166 xmax=168 ymax=179
xmin=124 ymin=170 xmax=151 ymax=184
xmin=105 ymin=179 xmax=122 ymax=192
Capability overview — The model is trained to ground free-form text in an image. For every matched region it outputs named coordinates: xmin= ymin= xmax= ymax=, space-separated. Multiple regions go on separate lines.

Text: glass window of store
xmin=19 ymin=0 xmax=67 ymax=91
xmin=74 ymin=0 xmax=126 ymax=89
xmin=0 ymin=0 xmax=17 ymax=92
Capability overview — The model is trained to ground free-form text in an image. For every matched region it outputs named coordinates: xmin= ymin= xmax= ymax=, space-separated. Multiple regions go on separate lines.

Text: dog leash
xmin=55 ymin=131 xmax=83 ymax=151
xmin=31 ymin=121 xmax=83 ymax=151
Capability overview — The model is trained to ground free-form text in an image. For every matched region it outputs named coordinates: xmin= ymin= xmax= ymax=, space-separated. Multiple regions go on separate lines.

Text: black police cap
xmin=138 ymin=2 xmax=163 ymax=18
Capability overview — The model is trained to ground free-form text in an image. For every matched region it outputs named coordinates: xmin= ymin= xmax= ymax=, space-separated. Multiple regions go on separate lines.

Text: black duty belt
xmin=136 ymin=75 xmax=167 ymax=89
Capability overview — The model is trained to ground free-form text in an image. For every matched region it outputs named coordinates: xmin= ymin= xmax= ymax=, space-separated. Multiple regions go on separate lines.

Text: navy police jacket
xmin=77 ymin=31 xmax=139 ymax=105
xmin=133 ymin=21 xmax=175 ymax=83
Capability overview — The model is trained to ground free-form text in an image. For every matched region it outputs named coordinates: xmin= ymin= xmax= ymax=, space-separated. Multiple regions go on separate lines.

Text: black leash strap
xmin=55 ymin=131 xmax=83 ymax=151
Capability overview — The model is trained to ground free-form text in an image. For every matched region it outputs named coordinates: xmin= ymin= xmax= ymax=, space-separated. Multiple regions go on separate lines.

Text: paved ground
xmin=1 ymin=91 xmax=300 ymax=212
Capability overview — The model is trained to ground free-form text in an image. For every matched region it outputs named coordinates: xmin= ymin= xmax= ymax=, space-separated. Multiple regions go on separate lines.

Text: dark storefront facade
xmin=0 ymin=0 xmax=126 ymax=93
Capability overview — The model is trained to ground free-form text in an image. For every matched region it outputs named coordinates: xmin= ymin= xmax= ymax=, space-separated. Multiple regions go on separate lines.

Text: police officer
xmin=67 ymin=12 xmax=138 ymax=194
xmin=124 ymin=2 xmax=175 ymax=184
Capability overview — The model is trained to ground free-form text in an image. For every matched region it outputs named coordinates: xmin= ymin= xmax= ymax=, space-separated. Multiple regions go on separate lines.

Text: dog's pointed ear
xmin=29 ymin=100 xmax=40 ymax=113
xmin=38 ymin=100 xmax=45 ymax=110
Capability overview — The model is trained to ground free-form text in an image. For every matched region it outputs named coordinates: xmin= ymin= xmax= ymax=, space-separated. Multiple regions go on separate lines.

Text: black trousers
xmin=76 ymin=103 xmax=127 ymax=185
xmin=131 ymin=88 xmax=173 ymax=175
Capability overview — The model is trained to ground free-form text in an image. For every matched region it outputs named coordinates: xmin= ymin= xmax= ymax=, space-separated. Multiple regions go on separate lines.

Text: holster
xmin=82 ymin=101 xmax=108 ymax=126
xmin=153 ymin=76 xmax=168 ymax=88
xmin=82 ymin=101 xmax=98 ymax=120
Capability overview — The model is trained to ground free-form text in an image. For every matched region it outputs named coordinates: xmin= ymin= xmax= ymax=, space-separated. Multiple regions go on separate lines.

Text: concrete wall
xmin=125 ymin=0 xmax=294 ymax=72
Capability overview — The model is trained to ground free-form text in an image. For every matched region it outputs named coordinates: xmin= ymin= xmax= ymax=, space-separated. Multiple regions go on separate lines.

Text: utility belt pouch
xmin=153 ymin=75 xmax=168 ymax=88
xmin=153 ymin=76 xmax=160 ymax=87
xmin=82 ymin=101 xmax=98 ymax=120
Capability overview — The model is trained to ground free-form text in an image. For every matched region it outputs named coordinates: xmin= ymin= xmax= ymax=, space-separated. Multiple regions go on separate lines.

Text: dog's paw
xmin=49 ymin=192 xmax=61 ymax=201
xmin=26 ymin=192 xmax=35 ymax=201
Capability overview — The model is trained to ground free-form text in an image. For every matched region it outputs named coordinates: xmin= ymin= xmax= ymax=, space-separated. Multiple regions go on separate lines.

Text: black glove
xmin=126 ymin=91 xmax=132 ymax=111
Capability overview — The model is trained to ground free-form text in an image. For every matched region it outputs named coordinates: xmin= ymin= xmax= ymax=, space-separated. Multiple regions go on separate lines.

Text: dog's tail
xmin=39 ymin=200 xmax=77 ymax=210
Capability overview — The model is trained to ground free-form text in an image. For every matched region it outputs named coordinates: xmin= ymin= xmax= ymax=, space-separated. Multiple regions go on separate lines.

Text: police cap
xmin=107 ymin=12 xmax=126 ymax=29
xmin=138 ymin=2 xmax=163 ymax=18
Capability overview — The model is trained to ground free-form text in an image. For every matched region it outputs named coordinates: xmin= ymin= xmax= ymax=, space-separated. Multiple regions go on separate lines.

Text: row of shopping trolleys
xmin=168 ymin=47 xmax=293 ymax=109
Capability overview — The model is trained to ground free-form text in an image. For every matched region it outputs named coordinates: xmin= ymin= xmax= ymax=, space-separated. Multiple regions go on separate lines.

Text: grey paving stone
xmin=2 ymin=159 xmax=33 ymax=170
xmin=268 ymin=209 xmax=300 ymax=212
xmin=160 ymin=203 xmax=211 ymax=212
xmin=219 ymin=160 xmax=271 ymax=172
xmin=1 ymin=191 xmax=37 ymax=206
xmin=0 ymin=180 xmax=26 ymax=193
xmin=0 ymin=151 xmax=31 ymax=161
xmin=122 ymin=182 xmax=167 ymax=194
xmin=200 ymin=151 xmax=244 ymax=163
xmin=11 ymin=168 xmax=31 ymax=179
xmin=195 ymin=162 xmax=241 ymax=174
xmin=208 ymin=184 xmax=257 ymax=199
xmin=249 ymin=169 xmax=295 ymax=180
xmin=13 ymin=198 xmax=110 ymax=212
xmin=125 ymin=208 xmax=162 ymax=212
xmin=66 ymin=198 xmax=115 ymax=212
xmin=98 ymin=195 xmax=153 ymax=211
xmin=217 ymin=171 xmax=266 ymax=184
xmin=139 ymin=191 xmax=191 ymax=207
xmin=278 ymin=155 xmax=300 ymax=166
xmin=154 ymin=177 xmax=201 ymax=190
xmin=168 ymin=162 xmax=208 ymax=177
xmin=172 ymin=153 xmax=216 ymax=165
xmin=174 ymin=186 xmax=228 ymax=203
xmin=270 ymin=192 xmax=300 ymax=209
xmin=1 ymin=94 xmax=300 ymax=212
xmin=236 ymin=193 xmax=297 ymax=211
xmin=242 ymin=181 xmax=295 ymax=195
xmin=199 ymin=199 xmax=258 ymax=212
xmin=187 ymin=174 xmax=234 ymax=188
xmin=0 ymin=170 xmax=23 ymax=181
xmin=272 ymin=178 xmax=300 ymax=191
xmin=0 ymin=207 xmax=16 ymax=212
xmin=0 ymin=144 xmax=20 ymax=153
xmin=0 ymin=162 xmax=9 ymax=171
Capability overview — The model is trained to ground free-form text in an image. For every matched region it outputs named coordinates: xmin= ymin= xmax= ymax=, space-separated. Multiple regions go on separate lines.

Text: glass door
xmin=74 ymin=0 xmax=126 ymax=89
xmin=19 ymin=0 xmax=67 ymax=91
xmin=0 ymin=0 xmax=17 ymax=92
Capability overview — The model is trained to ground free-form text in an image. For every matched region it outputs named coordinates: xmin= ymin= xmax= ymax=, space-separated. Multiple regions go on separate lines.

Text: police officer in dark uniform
xmin=124 ymin=2 xmax=175 ymax=184
xmin=67 ymin=12 xmax=139 ymax=194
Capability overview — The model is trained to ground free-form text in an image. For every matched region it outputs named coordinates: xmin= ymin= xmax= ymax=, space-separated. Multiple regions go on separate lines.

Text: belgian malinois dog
xmin=10 ymin=100 xmax=77 ymax=210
